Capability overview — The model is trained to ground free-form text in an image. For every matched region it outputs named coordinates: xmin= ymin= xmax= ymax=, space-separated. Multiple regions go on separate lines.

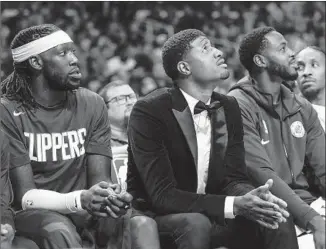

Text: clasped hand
xmin=80 ymin=181 xmax=133 ymax=218
xmin=234 ymin=179 xmax=289 ymax=229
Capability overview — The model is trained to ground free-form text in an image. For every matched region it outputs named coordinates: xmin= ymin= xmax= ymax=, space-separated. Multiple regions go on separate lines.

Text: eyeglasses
xmin=105 ymin=93 xmax=137 ymax=105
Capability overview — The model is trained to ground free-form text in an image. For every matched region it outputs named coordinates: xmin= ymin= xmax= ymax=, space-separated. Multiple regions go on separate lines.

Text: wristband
xmin=65 ymin=190 xmax=84 ymax=212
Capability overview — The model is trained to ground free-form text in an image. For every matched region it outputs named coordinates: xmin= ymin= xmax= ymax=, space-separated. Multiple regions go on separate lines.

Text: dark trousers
xmin=155 ymin=213 xmax=299 ymax=249
xmin=14 ymin=209 xmax=131 ymax=249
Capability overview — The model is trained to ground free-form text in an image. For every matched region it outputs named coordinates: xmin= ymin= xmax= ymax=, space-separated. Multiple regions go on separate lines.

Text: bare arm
xmin=10 ymin=164 xmax=36 ymax=208
xmin=86 ymin=154 xmax=113 ymax=188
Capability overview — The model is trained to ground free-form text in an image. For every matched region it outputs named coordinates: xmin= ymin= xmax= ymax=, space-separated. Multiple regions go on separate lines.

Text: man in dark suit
xmin=127 ymin=29 xmax=299 ymax=249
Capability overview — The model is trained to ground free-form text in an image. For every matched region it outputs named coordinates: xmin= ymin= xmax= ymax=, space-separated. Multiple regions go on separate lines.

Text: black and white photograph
xmin=0 ymin=1 xmax=325 ymax=249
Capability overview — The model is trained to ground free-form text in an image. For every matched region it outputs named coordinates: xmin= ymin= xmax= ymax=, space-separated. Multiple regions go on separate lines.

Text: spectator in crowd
xmin=99 ymin=80 xmax=161 ymax=249
xmin=296 ymin=46 xmax=325 ymax=131
xmin=228 ymin=27 xmax=325 ymax=249
xmin=105 ymin=43 xmax=136 ymax=82
xmin=0 ymin=24 xmax=133 ymax=249
xmin=1 ymin=128 xmax=40 ymax=249
xmin=127 ymin=28 xmax=297 ymax=249
xmin=99 ymin=80 xmax=137 ymax=185
xmin=129 ymin=53 xmax=160 ymax=97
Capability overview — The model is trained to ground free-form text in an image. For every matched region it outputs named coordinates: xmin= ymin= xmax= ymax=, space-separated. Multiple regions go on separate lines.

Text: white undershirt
xmin=312 ymin=104 xmax=325 ymax=131
xmin=180 ymin=89 xmax=235 ymax=219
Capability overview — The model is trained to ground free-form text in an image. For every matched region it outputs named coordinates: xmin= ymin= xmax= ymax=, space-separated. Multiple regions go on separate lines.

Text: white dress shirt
xmin=180 ymin=89 xmax=235 ymax=219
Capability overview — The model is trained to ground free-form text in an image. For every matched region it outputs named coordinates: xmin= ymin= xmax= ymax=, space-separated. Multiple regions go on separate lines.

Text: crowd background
xmin=1 ymin=1 xmax=325 ymax=96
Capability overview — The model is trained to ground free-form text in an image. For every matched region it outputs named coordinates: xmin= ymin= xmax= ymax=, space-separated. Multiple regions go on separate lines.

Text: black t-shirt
xmin=1 ymin=88 xmax=112 ymax=193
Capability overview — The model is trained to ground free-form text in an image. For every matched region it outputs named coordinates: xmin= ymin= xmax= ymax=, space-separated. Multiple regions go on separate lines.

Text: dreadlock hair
xmin=162 ymin=29 xmax=205 ymax=81
xmin=238 ymin=26 xmax=276 ymax=75
xmin=1 ymin=24 xmax=61 ymax=110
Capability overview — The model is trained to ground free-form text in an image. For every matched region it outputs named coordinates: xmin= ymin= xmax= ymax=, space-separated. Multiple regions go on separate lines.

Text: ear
xmin=177 ymin=61 xmax=191 ymax=77
xmin=28 ymin=55 xmax=43 ymax=70
xmin=253 ymin=54 xmax=267 ymax=69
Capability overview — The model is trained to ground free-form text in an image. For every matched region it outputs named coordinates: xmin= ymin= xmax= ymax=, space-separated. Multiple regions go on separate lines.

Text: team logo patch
xmin=290 ymin=121 xmax=305 ymax=138
xmin=26 ymin=200 xmax=34 ymax=206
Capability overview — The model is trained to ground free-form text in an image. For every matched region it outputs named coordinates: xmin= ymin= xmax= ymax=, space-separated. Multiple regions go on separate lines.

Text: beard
xmin=43 ymin=66 xmax=80 ymax=91
xmin=268 ymin=60 xmax=298 ymax=81
xmin=301 ymin=85 xmax=320 ymax=100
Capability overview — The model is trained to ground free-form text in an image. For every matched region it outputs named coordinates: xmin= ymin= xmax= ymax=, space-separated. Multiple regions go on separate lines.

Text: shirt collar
xmin=180 ymin=88 xmax=211 ymax=115
xmin=312 ymin=104 xmax=325 ymax=108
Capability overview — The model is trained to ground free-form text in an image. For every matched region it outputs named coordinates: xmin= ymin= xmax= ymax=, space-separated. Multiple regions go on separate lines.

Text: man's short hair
xmin=161 ymin=29 xmax=205 ymax=80
xmin=238 ymin=26 xmax=276 ymax=73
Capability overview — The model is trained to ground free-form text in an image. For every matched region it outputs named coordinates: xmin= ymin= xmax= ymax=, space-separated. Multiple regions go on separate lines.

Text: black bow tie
xmin=194 ymin=101 xmax=220 ymax=116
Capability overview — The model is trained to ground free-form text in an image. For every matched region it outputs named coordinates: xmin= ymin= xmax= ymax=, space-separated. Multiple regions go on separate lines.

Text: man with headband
xmin=1 ymin=24 xmax=133 ymax=249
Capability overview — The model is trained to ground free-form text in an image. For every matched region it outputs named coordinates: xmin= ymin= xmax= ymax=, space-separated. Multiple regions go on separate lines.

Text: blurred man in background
xmin=296 ymin=46 xmax=325 ymax=131
xmin=229 ymin=27 xmax=325 ymax=249
xmin=99 ymin=81 xmax=161 ymax=249
xmin=99 ymin=81 xmax=137 ymax=185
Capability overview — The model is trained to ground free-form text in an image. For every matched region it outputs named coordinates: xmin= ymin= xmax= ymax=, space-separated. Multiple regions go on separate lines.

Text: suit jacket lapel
xmin=206 ymin=92 xmax=228 ymax=191
xmin=171 ymin=87 xmax=198 ymax=167
xmin=210 ymin=92 xmax=228 ymax=159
